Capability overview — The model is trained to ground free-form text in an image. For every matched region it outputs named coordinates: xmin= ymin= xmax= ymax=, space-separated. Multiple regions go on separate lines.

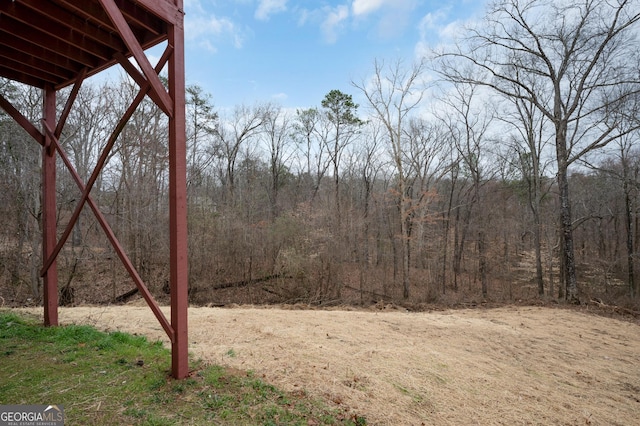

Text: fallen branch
xmin=114 ymin=288 xmax=138 ymax=303
xmin=589 ymin=298 xmax=640 ymax=318
xmin=191 ymin=274 xmax=291 ymax=294
xmin=343 ymin=284 xmax=392 ymax=301
xmin=261 ymin=286 xmax=284 ymax=298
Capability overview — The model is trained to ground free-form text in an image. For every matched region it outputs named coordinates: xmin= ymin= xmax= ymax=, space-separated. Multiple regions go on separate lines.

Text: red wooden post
xmin=168 ymin=0 xmax=189 ymax=379
xmin=42 ymin=85 xmax=58 ymax=326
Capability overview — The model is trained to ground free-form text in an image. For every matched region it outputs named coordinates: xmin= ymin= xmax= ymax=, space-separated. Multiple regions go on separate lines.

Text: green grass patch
xmin=0 ymin=310 xmax=365 ymax=425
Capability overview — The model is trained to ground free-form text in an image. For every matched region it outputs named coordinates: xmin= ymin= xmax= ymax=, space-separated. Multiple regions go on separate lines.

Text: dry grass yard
xmin=20 ymin=304 xmax=640 ymax=425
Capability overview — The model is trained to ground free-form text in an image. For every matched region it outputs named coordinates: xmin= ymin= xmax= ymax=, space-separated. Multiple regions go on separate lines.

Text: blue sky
xmin=179 ymin=0 xmax=487 ymax=109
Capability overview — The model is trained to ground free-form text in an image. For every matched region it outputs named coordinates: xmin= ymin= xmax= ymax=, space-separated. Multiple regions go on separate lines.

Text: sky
xmin=176 ymin=0 xmax=487 ymax=110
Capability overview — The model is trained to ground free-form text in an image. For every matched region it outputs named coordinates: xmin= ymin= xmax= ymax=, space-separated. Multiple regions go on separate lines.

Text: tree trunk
xmin=555 ymin=122 xmax=579 ymax=303
xmin=624 ymin=179 xmax=635 ymax=298
xmin=528 ymin=159 xmax=545 ymax=297
xmin=547 ymin=243 xmax=555 ymax=299
xmin=442 ymin=172 xmax=457 ymax=294
xmin=453 ymin=206 xmax=462 ymax=292
xmin=401 ymin=217 xmax=411 ymax=299
xmin=533 ymin=207 xmax=544 ymax=297
xmin=441 ymin=209 xmax=450 ymax=295
xmin=478 ymin=230 xmax=488 ymax=298
xmin=398 ymin=184 xmax=411 ymax=299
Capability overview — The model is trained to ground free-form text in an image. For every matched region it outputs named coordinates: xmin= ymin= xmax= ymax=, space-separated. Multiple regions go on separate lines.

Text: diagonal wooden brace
xmin=0 ymin=93 xmax=45 ymax=146
xmin=42 ymin=121 xmax=175 ymax=342
xmin=40 ymin=48 xmax=172 ymax=278
xmin=114 ymin=48 xmax=174 ymax=119
xmin=98 ymin=0 xmax=173 ymax=117
xmin=55 ymin=68 xmax=87 ymax=138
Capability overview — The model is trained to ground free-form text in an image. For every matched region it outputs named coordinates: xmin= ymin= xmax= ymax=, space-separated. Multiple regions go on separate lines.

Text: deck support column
xmin=0 ymin=0 xmax=190 ymax=379
xmin=168 ymin=1 xmax=189 ymax=379
xmin=42 ymin=85 xmax=58 ymax=326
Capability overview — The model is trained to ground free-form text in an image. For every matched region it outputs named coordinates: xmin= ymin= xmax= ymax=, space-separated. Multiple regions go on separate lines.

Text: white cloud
xmin=438 ymin=20 xmax=469 ymax=41
xmin=297 ymin=9 xmax=310 ymax=26
xmin=352 ymin=0 xmax=420 ymax=39
xmin=198 ymin=39 xmax=218 ymax=54
xmin=186 ymin=15 xmax=233 ymax=39
xmin=271 ymin=92 xmax=288 ymax=101
xmin=298 ymin=0 xmax=419 ymax=43
xmin=414 ymin=1 xmax=486 ymax=57
xmin=183 ymin=0 xmax=203 ymax=12
xmin=352 ymin=0 xmax=385 ymax=16
xmin=418 ymin=9 xmax=448 ymax=40
xmin=255 ymin=0 xmax=288 ymax=21
xmin=321 ymin=5 xmax=350 ymax=44
xmin=415 ymin=7 xmax=471 ymax=58
xmin=183 ymin=0 xmax=246 ymax=51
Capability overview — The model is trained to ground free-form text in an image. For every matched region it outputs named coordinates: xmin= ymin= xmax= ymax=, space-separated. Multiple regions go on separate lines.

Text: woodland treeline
xmin=1 ymin=0 xmax=640 ymax=307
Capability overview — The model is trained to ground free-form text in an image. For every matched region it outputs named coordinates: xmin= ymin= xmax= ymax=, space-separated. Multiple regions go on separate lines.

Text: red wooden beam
xmin=99 ymin=0 xmax=174 ymax=118
xmin=0 ymin=32 xmax=80 ymax=74
xmin=0 ymin=92 xmax=45 ymax=145
xmin=0 ymin=65 xmax=45 ymax=88
xmin=1 ymin=16 xmax=102 ymax=69
xmin=0 ymin=2 xmax=114 ymax=61
xmin=115 ymin=51 xmax=173 ymax=118
xmin=115 ymin=0 xmax=168 ymax=36
xmin=42 ymin=86 xmax=58 ymax=327
xmin=0 ymin=57 xmax=62 ymax=85
xmin=136 ymin=0 xmax=182 ymax=25
xmin=0 ymin=46 xmax=75 ymax=83
xmin=53 ymin=0 xmax=166 ymax=47
xmin=55 ymin=68 xmax=87 ymax=138
xmin=167 ymin=0 xmax=189 ymax=379
xmin=16 ymin=0 xmax=128 ymax=52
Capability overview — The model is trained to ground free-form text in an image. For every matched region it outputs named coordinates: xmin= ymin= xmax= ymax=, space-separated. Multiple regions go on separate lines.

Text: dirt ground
xmin=18 ymin=303 xmax=640 ymax=425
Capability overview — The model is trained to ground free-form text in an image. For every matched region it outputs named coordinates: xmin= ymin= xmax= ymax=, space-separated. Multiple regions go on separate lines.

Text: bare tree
xmin=260 ymin=103 xmax=294 ymax=220
xmin=111 ymin=78 xmax=169 ymax=281
xmin=213 ymin=104 xmax=266 ymax=203
xmin=593 ymin=126 xmax=640 ymax=298
xmin=353 ymin=59 xmax=428 ymax=299
xmin=61 ymin=82 xmax=113 ymax=247
xmin=435 ymin=82 xmax=495 ymax=297
xmin=352 ymin=123 xmax=384 ymax=302
xmin=619 ymin=139 xmax=640 ymax=299
xmin=404 ymin=118 xmax=452 ymax=282
xmin=498 ymin=86 xmax=554 ymax=296
xmin=438 ymin=143 xmax=462 ymax=294
xmin=292 ymin=107 xmax=331 ymax=201
xmin=0 ymin=81 xmax=42 ymax=298
xmin=435 ymin=0 xmax=640 ymax=302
